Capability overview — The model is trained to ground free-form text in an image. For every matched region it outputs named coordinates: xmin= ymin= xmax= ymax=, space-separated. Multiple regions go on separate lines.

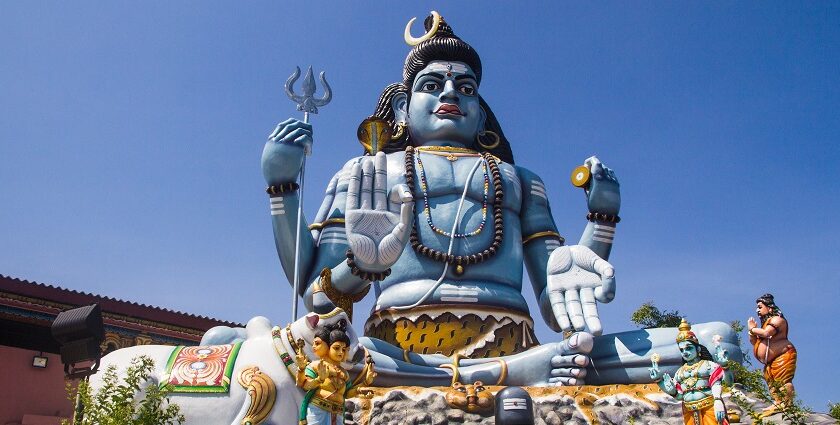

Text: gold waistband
xmin=309 ymin=395 xmax=344 ymax=414
xmin=682 ymin=396 xmax=714 ymax=411
xmin=365 ymin=307 xmax=538 ymax=358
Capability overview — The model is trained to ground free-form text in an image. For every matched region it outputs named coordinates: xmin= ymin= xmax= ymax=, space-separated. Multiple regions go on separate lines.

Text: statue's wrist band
xmin=346 ymin=249 xmax=391 ymax=281
xmin=266 ymin=182 xmax=300 ymax=196
xmin=317 ymin=267 xmax=369 ymax=319
xmin=586 ymin=212 xmax=621 ymax=223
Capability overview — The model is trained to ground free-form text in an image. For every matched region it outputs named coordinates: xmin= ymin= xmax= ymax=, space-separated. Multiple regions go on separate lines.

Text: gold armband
xmin=522 ymin=231 xmax=565 ymax=245
xmin=308 ymin=218 xmax=346 ymax=231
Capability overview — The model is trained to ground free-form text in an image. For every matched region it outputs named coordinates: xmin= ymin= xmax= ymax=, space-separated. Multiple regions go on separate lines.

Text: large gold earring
xmin=477 ymin=130 xmax=500 ymax=150
xmin=391 ymin=122 xmax=406 ymax=140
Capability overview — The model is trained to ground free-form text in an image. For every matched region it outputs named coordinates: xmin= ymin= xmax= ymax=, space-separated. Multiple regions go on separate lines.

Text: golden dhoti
xmin=763 ymin=345 xmax=797 ymax=385
xmin=365 ymin=306 xmax=538 ymax=358
xmin=682 ymin=397 xmax=725 ymax=425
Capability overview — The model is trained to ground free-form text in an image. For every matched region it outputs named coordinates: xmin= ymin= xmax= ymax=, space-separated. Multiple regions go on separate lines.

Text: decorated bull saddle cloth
xmin=161 ymin=342 xmax=243 ymax=393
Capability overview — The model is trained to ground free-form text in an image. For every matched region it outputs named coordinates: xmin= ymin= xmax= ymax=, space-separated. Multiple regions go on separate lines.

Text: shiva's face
xmin=406 ymin=61 xmax=485 ymax=146
xmin=328 ymin=341 xmax=349 ymax=363
xmin=678 ymin=341 xmax=699 ymax=362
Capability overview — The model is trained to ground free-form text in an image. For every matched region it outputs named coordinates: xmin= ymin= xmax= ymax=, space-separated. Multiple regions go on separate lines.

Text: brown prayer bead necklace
xmin=403 ymin=146 xmax=505 ymax=275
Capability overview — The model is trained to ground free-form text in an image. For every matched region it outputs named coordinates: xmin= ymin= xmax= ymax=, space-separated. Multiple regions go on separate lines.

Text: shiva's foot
xmin=500 ymin=332 xmax=594 ymax=386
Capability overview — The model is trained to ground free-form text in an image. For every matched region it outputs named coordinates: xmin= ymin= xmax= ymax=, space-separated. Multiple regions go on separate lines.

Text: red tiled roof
xmin=0 ymin=274 xmax=243 ymax=330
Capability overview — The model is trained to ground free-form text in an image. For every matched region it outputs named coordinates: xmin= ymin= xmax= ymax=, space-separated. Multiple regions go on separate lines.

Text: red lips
xmin=434 ymin=104 xmax=462 ymax=116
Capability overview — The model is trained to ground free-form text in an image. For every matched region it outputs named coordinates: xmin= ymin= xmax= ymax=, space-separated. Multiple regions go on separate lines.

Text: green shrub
xmin=828 ymin=401 xmax=840 ymax=421
xmin=630 ymin=302 xmax=683 ymax=328
xmin=63 ymin=355 xmax=184 ymax=425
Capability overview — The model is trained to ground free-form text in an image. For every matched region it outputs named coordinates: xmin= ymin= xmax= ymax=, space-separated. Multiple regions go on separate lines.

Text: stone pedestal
xmin=344 ymin=384 xmax=835 ymax=425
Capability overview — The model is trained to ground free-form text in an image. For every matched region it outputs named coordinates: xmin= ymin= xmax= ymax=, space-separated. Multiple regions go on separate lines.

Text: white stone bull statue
xmin=92 ymin=307 xmax=363 ymax=425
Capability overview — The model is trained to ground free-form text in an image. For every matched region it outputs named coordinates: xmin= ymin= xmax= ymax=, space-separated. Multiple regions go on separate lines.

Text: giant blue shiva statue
xmin=256 ymin=12 xmax=741 ymax=387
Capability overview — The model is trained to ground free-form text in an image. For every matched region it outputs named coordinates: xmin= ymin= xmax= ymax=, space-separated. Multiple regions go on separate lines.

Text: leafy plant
xmin=63 ymin=355 xmax=184 ymax=425
xmin=725 ymin=360 xmax=764 ymax=393
xmin=828 ymin=401 xmax=840 ymax=421
xmin=630 ymin=302 xmax=683 ymax=328
xmin=730 ymin=390 xmax=769 ymax=425
xmin=768 ymin=381 xmax=812 ymax=424
xmin=728 ymin=368 xmax=812 ymax=424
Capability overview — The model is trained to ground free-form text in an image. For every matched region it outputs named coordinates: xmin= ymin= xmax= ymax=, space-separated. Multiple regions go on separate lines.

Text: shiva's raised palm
xmin=258 ymin=13 xmax=738 ymax=387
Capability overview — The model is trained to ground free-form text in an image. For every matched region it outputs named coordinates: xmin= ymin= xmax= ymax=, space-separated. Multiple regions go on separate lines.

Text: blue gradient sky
xmin=2 ymin=2 xmax=838 ymax=409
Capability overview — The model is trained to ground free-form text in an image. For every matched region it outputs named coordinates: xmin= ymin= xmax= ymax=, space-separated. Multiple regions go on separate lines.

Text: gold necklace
xmin=680 ymin=361 xmax=705 ymax=389
xmin=421 ymin=150 xmax=481 ymax=162
xmin=416 ymin=145 xmax=478 ymax=154
xmin=417 ymin=146 xmax=479 ymax=160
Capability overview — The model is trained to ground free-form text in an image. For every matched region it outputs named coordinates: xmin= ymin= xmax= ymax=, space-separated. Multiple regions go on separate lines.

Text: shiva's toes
xmin=548 ymin=376 xmax=583 ymax=386
xmin=560 ymin=332 xmax=594 ymax=355
xmin=551 ymin=353 xmax=590 ymax=369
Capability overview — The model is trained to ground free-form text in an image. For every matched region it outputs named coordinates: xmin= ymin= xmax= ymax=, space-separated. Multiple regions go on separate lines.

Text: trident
xmin=285 ymin=65 xmax=332 ymax=321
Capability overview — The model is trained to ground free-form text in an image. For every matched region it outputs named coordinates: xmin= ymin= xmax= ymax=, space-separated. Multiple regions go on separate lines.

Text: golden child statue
xmin=649 ymin=319 xmax=729 ymax=425
xmin=295 ymin=318 xmax=376 ymax=425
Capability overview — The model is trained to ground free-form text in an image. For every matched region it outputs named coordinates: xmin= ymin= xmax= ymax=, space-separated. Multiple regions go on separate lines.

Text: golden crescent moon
xmin=404 ymin=11 xmax=441 ymax=46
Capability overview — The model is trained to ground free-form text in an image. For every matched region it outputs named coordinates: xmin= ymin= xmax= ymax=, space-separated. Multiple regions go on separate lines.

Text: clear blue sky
xmin=2 ymin=1 xmax=838 ymax=410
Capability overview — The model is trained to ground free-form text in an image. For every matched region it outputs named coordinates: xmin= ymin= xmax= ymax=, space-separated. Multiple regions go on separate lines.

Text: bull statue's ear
xmin=305 ymin=313 xmax=319 ymax=330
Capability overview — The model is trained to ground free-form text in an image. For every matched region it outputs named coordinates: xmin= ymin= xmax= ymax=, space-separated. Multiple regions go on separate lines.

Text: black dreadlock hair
xmin=314 ymin=318 xmax=350 ymax=346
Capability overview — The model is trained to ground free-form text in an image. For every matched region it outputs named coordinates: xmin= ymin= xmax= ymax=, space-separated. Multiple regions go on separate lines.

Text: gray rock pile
xmin=344 ymin=386 xmax=836 ymax=425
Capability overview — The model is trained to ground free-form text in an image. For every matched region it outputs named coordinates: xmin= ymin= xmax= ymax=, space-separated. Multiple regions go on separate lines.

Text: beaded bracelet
xmin=266 ymin=182 xmax=300 ymax=195
xmin=346 ymin=249 xmax=391 ymax=281
xmin=587 ymin=212 xmax=621 ymax=223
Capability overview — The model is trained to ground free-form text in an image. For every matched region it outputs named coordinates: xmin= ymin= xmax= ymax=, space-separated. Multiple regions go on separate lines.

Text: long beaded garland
xmin=415 ymin=152 xmax=489 ymax=238
xmin=404 ymin=146 xmax=505 ymax=275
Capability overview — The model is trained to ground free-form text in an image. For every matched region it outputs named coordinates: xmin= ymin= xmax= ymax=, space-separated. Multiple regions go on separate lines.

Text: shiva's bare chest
xmin=382 ymin=151 xmax=522 ymax=213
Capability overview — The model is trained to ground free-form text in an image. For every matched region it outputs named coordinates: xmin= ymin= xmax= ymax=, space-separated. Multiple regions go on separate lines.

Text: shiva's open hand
xmin=261 ymin=118 xmax=313 ymax=185
xmin=345 ymin=152 xmax=414 ymax=274
xmin=583 ymin=156 xmax=620 ymax=216
xmin=546 ymin=245 xmax=616 ymax=336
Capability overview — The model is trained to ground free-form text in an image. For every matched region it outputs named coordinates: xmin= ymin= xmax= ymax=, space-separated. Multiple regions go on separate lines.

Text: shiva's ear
xmin=392 ymin=92 xmax=409 ymax=124
xmin=478 ymin=105 xmax=487 ymax=131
